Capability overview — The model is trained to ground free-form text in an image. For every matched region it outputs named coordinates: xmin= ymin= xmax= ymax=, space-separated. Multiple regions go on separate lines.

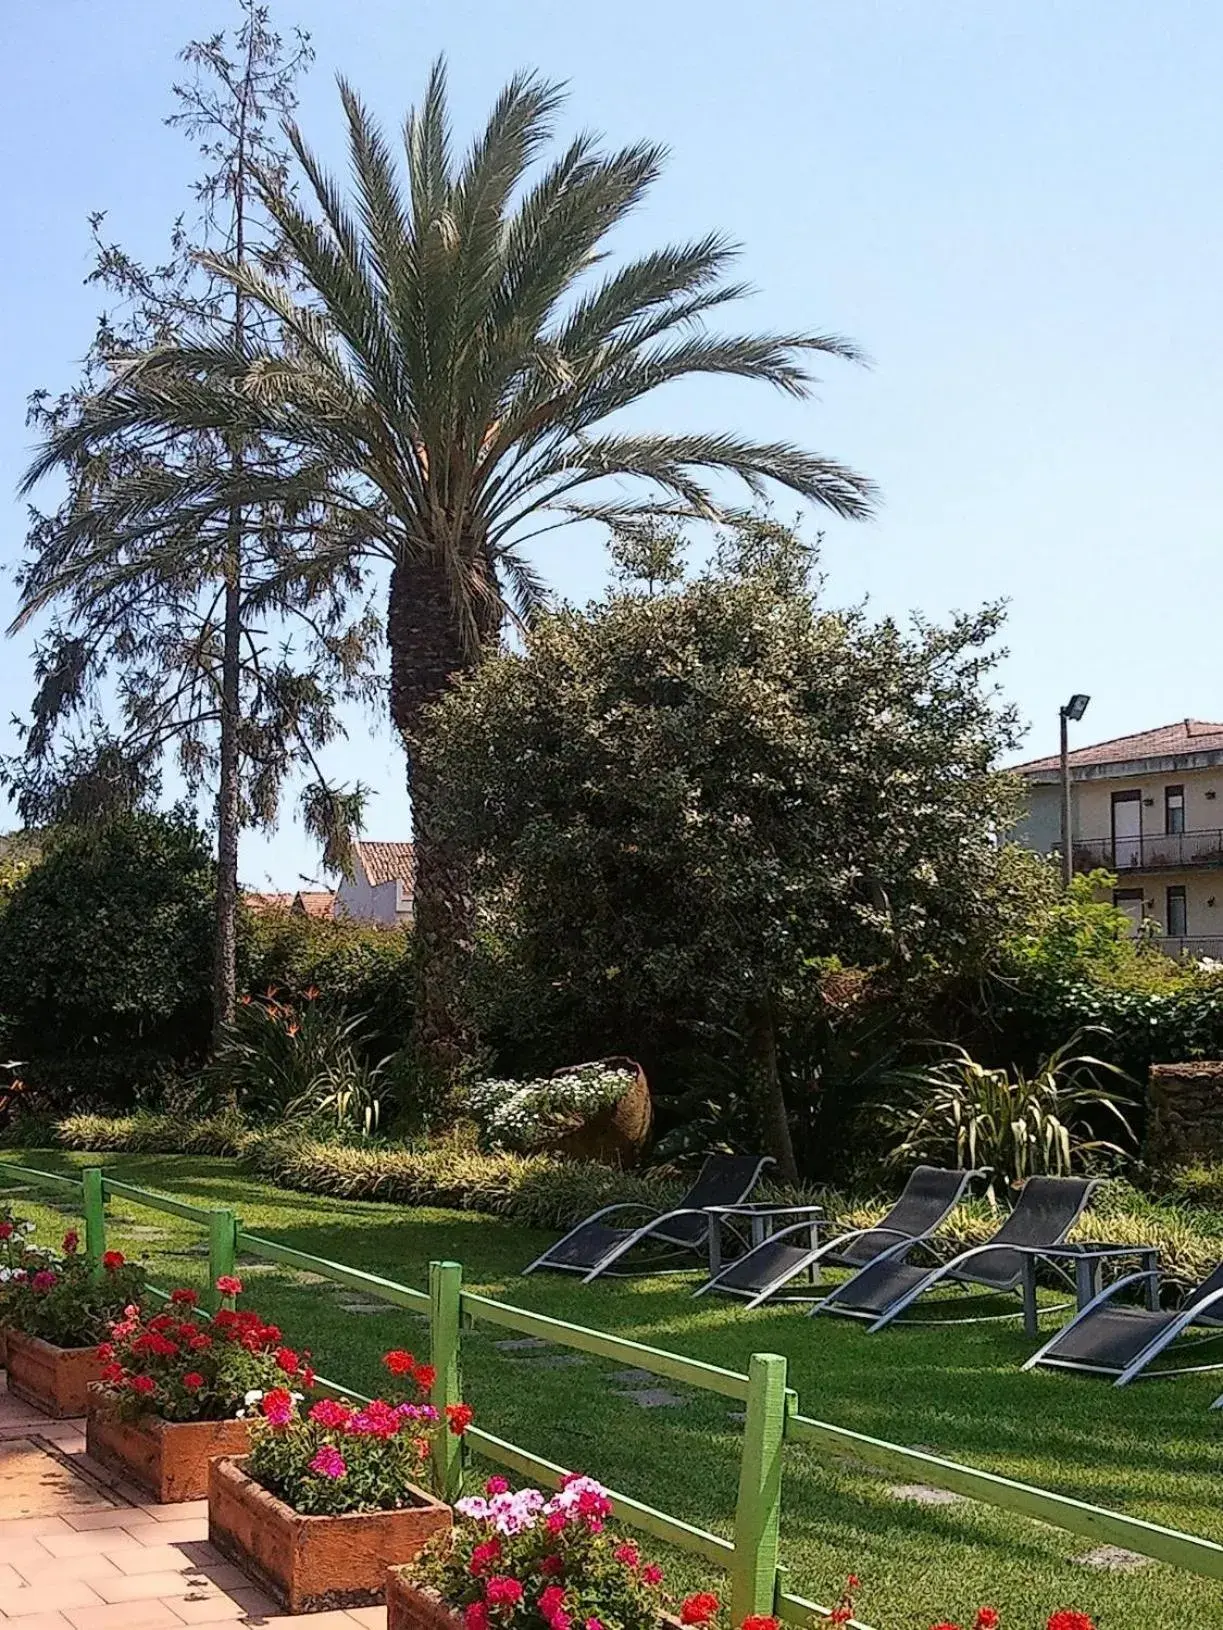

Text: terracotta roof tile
xmin=1014 ymin=719 xmax=1223 ymax=775
xmin=244 ymin=891 xmax=294 ymax=915
xmin=295 ymin=890 xmax=336 ymax=919
xmin=353 ymin=840 xmax=416 ymax=888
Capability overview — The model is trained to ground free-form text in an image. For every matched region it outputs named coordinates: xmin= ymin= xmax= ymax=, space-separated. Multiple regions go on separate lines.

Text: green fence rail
xmin=7 ymin=1157 xmax=1223 ymax=1619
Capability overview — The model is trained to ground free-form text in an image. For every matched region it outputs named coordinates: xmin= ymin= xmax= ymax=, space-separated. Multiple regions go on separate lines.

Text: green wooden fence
xmin=6 ymin=1157 xmax=1223 ymax=1626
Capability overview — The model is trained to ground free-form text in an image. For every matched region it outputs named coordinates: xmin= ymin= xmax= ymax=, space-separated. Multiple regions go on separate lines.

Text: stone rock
xmin=612 ymin=1387 xmax=687 ymax=1409
xmin=495 ymin=1337 xmax=552 ymax=1352
xmin=1146 ymin=1060 xmax=1223 ymax=1166
xmin=1074 ymin=1545 xmax=1151 ymax=1572
xmin=888 ymin=1483 xmax=964 ymax=1506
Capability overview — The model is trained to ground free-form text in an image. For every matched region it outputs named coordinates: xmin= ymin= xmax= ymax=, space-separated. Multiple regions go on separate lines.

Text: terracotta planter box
xmin=5 ymin=1328 xmax=102 ymax=1418
xmin=86 ymin=1394 xmax=255 ymax=1503
xmin=209 ymin=1454 xmax=452 ymax=1613
xmin=0 ymin=1325 xmax=8 ymax=1369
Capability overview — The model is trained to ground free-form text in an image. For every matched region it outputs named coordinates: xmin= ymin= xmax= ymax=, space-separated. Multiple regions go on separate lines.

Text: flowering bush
xmin=414 ymin=1471 xmax=735 ymax=1630
xmin=243 ymin=1346 xmax=468 ymax=1516
xmin=463 ymin=1066 xmax=636 ymax=1153
xmin=0 ymin=1226 xmax=145 ymax=1348
xmin=94 ymin=1279 xmax=314 ymax=1423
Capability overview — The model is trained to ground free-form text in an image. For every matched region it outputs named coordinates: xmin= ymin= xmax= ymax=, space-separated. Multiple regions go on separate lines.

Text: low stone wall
xmin=1145 ymin=1061 xmax=1223 ymax=1167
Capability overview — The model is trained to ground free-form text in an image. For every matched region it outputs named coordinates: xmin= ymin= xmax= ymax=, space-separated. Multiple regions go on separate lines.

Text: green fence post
xmin=208 ymin=1209 xmax=238 ymax=1310
xmin=731 ymin=1352 xmax=789 ymax=1624
xmin=82 ymin=1168 xmax=106 ymax=1281
xmin=429 ymin=1260 xmax=464 ymax=1502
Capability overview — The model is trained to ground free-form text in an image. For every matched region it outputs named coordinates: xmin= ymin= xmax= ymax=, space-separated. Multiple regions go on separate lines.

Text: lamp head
xmin=1061 ymin=694 xmax=1090 ymax=722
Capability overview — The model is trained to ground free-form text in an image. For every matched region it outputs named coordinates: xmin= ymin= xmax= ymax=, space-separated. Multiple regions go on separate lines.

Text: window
xmin=1166 ymin=785 xmax=1185 ymax=835
xmin=1167 ymin=885 xmax=1188 ymax=939
xmin=1113 ymin=887 xmax=1145 ymax=935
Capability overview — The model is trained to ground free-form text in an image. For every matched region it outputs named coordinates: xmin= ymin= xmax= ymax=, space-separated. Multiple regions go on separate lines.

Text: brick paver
xmin=0 ymin=1374 xmax=389 ymax=1630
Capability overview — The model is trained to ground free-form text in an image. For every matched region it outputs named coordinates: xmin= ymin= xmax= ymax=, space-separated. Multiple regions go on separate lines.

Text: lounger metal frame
xmin=522 ymin=1155 xmax=774 ymax=1282
xmin=694 ymin=1167 xmax=985 ymax=1311
xmin=813 ymin=1176 xmax=1101 ymax=1333
xmin=1024 ymin=1268 xmax=1223 ymax=1386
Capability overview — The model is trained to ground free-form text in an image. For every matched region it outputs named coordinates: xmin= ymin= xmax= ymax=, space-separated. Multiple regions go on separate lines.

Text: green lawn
xmin=3 ymin=1150 xmax=1221 ymax=1630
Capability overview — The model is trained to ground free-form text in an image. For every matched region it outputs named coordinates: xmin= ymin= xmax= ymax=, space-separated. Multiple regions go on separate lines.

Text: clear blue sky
xmin=3 ymin=1 xmax=1221 ymax=889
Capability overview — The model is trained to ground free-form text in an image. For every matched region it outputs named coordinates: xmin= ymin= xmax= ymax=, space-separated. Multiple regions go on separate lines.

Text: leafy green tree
xmin=25 ymin=62 xmax=876 ymax=1067
xmin=0 ymin=813 xmax=215 ymax=1099
xmin=10 ymin=2 xmax=377 ymax=1047
xmin=425 ymin=518 xmax=1021 ymax=1176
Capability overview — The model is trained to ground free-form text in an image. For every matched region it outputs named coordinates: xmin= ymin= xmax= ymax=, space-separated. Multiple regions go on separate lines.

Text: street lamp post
xmin=1059 ymin=693 xmax=1090 ymax=888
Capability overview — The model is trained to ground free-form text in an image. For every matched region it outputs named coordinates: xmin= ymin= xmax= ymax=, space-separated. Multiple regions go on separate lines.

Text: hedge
xmin=25 ymin=1114 xmax=1223 ymax=1290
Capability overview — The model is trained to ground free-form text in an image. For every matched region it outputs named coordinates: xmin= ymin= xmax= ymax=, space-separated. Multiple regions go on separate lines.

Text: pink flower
xmin=485 ymin=1577 xmax=524 ymax=1611
xmin=31 ymin=1270 xmax=57 ymax=1292
xmin=308 ymin=1446 xmax=347 ymax=1479
xmin=62 ymin=1230 xmax=79 ymax=1254
xmin=586 ymin=1621 xmax=604 ymax=1630
xmin=641 ymin=1565 xmax=663 ymax=1587
xmin=465 ymin=1605 xmax=490 ymax=1630
xmin=485 ymin=1475 xmax=509 ymax=1495
xmin=539 ymin=1587 xmax=567 ymax=1618
xmin=614 ymin=1543 xmax=639 ymax=1568
xmin=468 ymin=1539 xmax=502 ymax=1577
xmin=260 ymin=1387 xmax=295 ymax=1427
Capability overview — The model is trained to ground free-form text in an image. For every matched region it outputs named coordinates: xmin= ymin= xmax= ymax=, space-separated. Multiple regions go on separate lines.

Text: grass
xmin=3 ymin=1149 xmax=1222 ymax=1630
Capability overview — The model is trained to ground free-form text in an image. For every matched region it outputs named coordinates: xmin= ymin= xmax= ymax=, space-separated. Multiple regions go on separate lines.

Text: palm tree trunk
xmin=388 ymin=551 xmax=498 ymax=1070
xmin=212 ymin=544 xmax=242 ymax=1055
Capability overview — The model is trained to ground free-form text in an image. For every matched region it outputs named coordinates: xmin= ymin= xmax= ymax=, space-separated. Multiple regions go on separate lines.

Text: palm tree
xmin=25 ymin=61 xmax=877 ymax=1064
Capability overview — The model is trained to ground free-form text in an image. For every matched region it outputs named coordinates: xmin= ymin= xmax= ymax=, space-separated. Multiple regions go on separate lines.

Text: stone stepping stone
xmin=888 ymin=1483 xmax=964 ymax=1506
xmin=496 ymin=1337 xmax=552 ymax=1352
xmin=114 ymin=1225 xmax=172 ymax=1241
xmin=519 ymin=1354 xmax=586 ymax=1368
xmin=726 ymin=1410 xmax=747 ymax=1424
xmin=335 ymin=1298 xmax=394 ymax=1315
xmin=1074 ymin=1545 xmax=1151 ymax=1572
xmin=612 ymin=1387 xmax=687 ymax=1409
xmin=607 ymin=1368 xmax=659 ymax=1385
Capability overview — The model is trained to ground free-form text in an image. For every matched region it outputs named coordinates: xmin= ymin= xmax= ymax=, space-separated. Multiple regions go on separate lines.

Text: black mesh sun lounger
xmin=1026 ymin=1262 xmax=1223 ymax=1386
xmin=814 ymin=1174 xmax=1100 ymax=1332
xmin=694 ymin=1165 xmax=982 ymax=1309
xmin=522 ymin=1153 xmax=773 ymax=1280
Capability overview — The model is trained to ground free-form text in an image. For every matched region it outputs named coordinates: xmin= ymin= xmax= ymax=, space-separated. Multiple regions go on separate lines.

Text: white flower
xmin=22 ymin=1221 xmax=36 ymax=1233
xmin=0 ymin=1268 xmax=10 ymax=1283
xmin=244 ymin=1389 xmax=264 ymax=1406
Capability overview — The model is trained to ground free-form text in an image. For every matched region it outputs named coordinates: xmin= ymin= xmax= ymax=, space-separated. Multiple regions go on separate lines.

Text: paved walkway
xmin=0 ymin=1375 xmax=388 ymax=1630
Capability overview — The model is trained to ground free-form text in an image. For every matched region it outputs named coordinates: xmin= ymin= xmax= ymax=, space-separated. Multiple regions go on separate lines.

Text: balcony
xmin=1164 ymin=936 xmax=1223 ymax=961
xmin=1071 ymin=830 xmax=1223 ymax=874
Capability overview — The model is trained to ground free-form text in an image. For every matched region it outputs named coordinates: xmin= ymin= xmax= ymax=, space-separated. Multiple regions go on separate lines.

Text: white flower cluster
xmin=465 ymin=1065 xmax=636 ymax=1151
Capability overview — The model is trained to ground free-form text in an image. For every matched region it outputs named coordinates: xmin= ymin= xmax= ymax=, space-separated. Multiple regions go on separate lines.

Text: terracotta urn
xmin=86 ymin=1392 xmax=255 ymax=1502
xmin=547 ymin=1057 xmax=653 ymax=1167
xmin=209 ymin=1454 xmax=452 ymax=1613
xmin=5 ymin=1329 xmax=102 ymax=1417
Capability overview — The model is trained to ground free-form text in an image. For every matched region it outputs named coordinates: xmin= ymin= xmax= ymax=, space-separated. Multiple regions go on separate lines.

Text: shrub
xmin=0 ymin=1226 xmax=145 ymax=1348
xmin=244 ymin=1348 xmax=468 ymax=1516
xmin=462 ymin=1065 xmax=637 ymax=1152
xmin=97 ymin=1284 xmax=309 ymax=1422
xmin=881 ymin=1030 xmax=1138 ymax=1198
xmin=0 ymin=811 xmax=215 ymax=1103
xmin=51 ymin=1108 xmax=249 ymax=1156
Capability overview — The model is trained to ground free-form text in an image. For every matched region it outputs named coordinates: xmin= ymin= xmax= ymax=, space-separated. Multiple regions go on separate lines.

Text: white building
xmin=334 ymin=840 xmax=415 ymax=928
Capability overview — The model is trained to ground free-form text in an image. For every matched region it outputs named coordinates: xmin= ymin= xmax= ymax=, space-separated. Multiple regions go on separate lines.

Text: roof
xmin=1014 ymin=719 xmax=1223 ymax=776
xmin=295 ymin=890 xmax=336 ymax=919
xmin=352 ymin=840 xmax=416 ymax=889
xmin=244 ymin=891 xmax=295 ymax=916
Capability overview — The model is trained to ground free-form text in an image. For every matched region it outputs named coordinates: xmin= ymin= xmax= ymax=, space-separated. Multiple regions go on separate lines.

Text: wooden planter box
xmin=86 ymin=1394 xmax=255 ymax=1503
xmin=388 ymin=1573 xmax=684 ymax=1630
xmin=5 ymin=1329 xmax=102 ymax=1418
xmin=209 ymin=1454 xmax=452 ymax=1613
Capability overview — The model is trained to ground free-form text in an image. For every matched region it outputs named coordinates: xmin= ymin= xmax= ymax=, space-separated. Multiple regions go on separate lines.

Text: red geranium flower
xmin=680 ymin=1594 xmax=719 ymax=1625
xmin=62 ymin=1230 xmax=79 ymax=1254
xmin=129 ymin=1375 xmax=155 ymax=1395
xmin=383 ymin=1349 xmax=416 ymax=1375
xmin=0 ymin=1220 xmax=13 ymax=1239
xmin=975 ymin=1613 xmax=1000 ymax=1630
xmin=540 ymin=1556 xmax=565 ymax=1577
xmin=1047 ymin=1616 xmax=1094 ymax=1630
xmin=484 ymin=1576 xmax=523 ymax=1610
xmin=613 ymin=1543 xmax=639 ymax=1568
xmin=414 ymin=1363 xmax=437 ymax=1391
xmin=276 ymin=1347 xmax=300 ymax=1375
xmin=446 ymin=1395 xmax=472 ymax=1434
xmin=468 ymin=1538 xmax=502 ymax=1577
xmin=641 ymin=1565 xmax=663 ymax=1586
xmin=183 ymin=1372 xmax=204 ymax=1390
xmin=260 ymin=1387 xmax=295 ymax=1426
xmin=215 ymin=1274 xmax=242 ymax=1296
xmin=742 ymin=1618 xmax=781 ymax=1630
xmin=170 ymin=1287 xmax=200 ymax=1307
xmin=102 ymin=1250 xmax=126 ymax=1270
xmin=100 ymin=1362 xmax=125 ymax=1383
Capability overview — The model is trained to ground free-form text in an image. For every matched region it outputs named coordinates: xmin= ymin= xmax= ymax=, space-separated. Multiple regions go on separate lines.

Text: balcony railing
xmin=1072 ymin=829 xmax=1223 ymax=873
xmin=1164 ymin=936 xmax=1223 ymax=961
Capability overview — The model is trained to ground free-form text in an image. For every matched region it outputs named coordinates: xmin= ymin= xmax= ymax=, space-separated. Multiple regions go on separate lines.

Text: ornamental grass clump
xmin=244 ymin=1347 xmax=470 ymax=1516
xmin=96 ymin=1276 xmax=313 ymax=1422
xmin=415 ymin=1471 xmax=739 ymax=1630
xmin=0 ymin=1226 xmax=145 ymax=1348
